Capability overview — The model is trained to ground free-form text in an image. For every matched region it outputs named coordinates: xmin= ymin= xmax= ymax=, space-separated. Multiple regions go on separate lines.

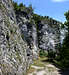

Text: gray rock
xmin=0 ymin=0 xmax=29 ymax=75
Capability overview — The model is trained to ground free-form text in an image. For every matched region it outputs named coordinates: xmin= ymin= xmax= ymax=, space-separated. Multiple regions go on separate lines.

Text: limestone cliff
xmin=0 ymin=0 xmax=29 ymax=75
xmin=14 ymin=3 xmax=61 ymax=56
xmin=37 ymin=20 xmax=60 ymax=52
xmin=15 ymin=9 xmax=38 ymax=58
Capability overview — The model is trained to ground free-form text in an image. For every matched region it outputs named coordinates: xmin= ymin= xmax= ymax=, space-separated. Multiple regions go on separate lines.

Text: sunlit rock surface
xmin=38 ymin=20 xmax=60 ymax=51
xmin=15 ymin=10 xmax=38 ymax=58
xmin=0 ymin=0 xmax=29 ymax=75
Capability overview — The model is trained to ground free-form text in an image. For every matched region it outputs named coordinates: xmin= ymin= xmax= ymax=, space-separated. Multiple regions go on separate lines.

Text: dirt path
xmin=27 ymin=57 xmax=69 ymax=75
xmin=28 ymin=62 xmax=61 ymax=75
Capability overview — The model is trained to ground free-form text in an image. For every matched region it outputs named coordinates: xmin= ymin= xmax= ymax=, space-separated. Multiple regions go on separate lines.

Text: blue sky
xmin=13 ymin=0 xmax=69 ymax=22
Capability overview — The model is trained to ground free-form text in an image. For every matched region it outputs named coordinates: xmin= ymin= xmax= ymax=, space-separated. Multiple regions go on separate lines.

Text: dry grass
xmin=27 ymin=57 xmax=50 ymax=75
xmin=26 ymin=66 xmax=36 ymax=75
xmin=32 ymin=57 xmax=49 ymax=67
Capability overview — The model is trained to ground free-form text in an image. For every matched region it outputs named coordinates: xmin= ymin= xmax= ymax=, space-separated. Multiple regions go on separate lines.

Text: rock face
xmin=14 ymin=3 xmax=61 ymax=56
xmin=15 ymin=10 xmax=38 ymax=58
xmin=38 ymin=20 xmax=60 ymax=52
xmin=0 ymin=0 xmax=29 ymax=75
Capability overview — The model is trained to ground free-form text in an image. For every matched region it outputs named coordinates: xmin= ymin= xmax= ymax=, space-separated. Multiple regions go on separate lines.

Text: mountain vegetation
xmin=59 ymin=11 xmax=69 ymax=69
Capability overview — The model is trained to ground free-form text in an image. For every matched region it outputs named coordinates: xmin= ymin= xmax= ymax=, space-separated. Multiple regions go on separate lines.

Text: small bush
xmin=48 ymin=50 xmax=56 ymax=59
xmin=39 ymin=50 xmax=48 ymax=57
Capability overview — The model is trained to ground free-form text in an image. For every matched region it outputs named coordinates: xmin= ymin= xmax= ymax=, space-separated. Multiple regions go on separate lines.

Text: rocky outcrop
xmin=37 ymin=20 xmax=60 ymax=52
xmin=14 ymin=5 xmax=61 ymax=55
xmin=15 ymin=10 xmax=38 ymax=58
xmin=0 ymin=0 xmax=30 ymax=75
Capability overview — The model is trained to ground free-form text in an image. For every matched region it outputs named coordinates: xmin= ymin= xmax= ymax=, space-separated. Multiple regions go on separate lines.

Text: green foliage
xmin=13 ymin=2 xmax=25 ymax=11
xmin=19 ymin=3 xmax=23 ymax=8
xmin=13 ymin=2 xmax=19 ymax=11
xmin=47 ymin=50 xmax=56 ymax=59
xmin=19 ymin=3 xmax=26 ymax=11
xmin=39 ymin=50 xmax=48 ymax=57
xmin=33 ymin=14 xmax=41 ymax=24
xmin=59 ymin=10 xmax=69 ymax=69
xmin=64 ymin=10 xmax=69 ymax=22
xmin=64 ymin=10 xmax=69 ymax=31
xmin=13 ymin=1 xmax=33 ymax=15
xmin=60 ymin=35 xmax=69 ymax=67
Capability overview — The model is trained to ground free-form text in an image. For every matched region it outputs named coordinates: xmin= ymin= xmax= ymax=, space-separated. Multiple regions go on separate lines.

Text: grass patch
xmin=53 ymin=60 xmax=66 ymax=70
xmin=27 ymin=57 xmax=54 ymax=75
xmin=32 ymin=57 xmax=46 ymax=67
xmin=32 ymin=57 xmax=49 ymax=67
xmin=26 ymin=66 xmax=35 ymax=75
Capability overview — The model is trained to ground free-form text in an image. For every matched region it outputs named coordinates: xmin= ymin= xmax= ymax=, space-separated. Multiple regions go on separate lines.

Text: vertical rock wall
xmin=0 ymin=0 xmax=29 ymax=75
xmin=38 ymin=20 xmax=60 ymax=52
xmin=15 ymin=10 xmax=38 ymax=59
